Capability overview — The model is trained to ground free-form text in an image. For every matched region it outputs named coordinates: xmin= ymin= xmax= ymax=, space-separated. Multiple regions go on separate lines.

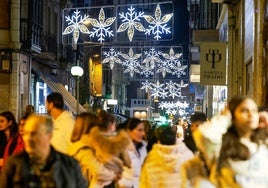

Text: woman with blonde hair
xmin=67 ymin=112 xmax=119 ymax=188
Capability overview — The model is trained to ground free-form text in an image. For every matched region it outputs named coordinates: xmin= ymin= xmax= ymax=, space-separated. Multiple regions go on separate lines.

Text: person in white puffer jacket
xmin=117 ymin=118 xmax=147 ymax=188
xmin=193 ymin=96 xmax=268 ymax=188
xmin=140 ymin=125 xmax=194 ymax=188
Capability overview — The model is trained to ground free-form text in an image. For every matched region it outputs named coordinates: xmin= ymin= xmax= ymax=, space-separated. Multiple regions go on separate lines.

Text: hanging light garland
xmin=63 ymin=2 xmax=174 ymax=44
xmin=140 ymin=80 xmax=188 ymax=99
xmin=101 ymin=46 xmax=187 ymax=78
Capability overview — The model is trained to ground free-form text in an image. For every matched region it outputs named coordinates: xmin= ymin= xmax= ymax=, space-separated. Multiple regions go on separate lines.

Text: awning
xmin=41 ymin=76 xmax=86 ymax=114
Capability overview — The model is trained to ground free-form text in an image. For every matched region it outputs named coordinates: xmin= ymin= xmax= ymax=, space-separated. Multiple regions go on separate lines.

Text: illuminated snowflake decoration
xmin=150 ymin=80 xmax=166 ymax=99
xmin=159 ymin=100 xmax=189 ymax=115
xmin=143 ymin=4 xmax=173 ymax=40
xmin=156 ymin=60 xmax=172 ymax=78
xmin=176 ymin=101 xmax=189 ymax=109
xmin=162 ymin=47 xmax=182 ymax=64
xmin=159 ymin=101 xmax=178 ymax=115
xmin=63 ymin=9 xmax=90 ymax=45
xmin=140 ymin=80 xmax=152 ymax=93
xmin=140 ymin=48 xmax=162 ymax=77
xmin=101 ymin=46 xmax=186 ymax=78
xmin=161 ymin=47 xmax=186 ymax=78
xmin=165 ymin=80 xmax=182 ymax=99
xmin=177 ymin=80 xmax=189 ymax=88
xmin=140 ymin=80 xmax=188 ymax=99
xmin=88 ymin=8 xmax=116 ymax=42
xmin=117 ymin=6 xmax=145 ymax=41
xmin=120 ymin=48 xmax=142 ymax=77
xmin=102 ymin=48 xmax=122 ymax=69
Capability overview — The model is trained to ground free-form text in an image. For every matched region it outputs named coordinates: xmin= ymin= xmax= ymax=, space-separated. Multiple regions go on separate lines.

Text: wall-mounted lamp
xmin=0 ymin=51 xmax=12 ymax=73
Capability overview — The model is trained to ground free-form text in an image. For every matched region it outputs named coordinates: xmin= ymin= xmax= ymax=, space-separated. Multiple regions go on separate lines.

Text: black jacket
xmin=0 ymin=147 xmax=88 ymax=188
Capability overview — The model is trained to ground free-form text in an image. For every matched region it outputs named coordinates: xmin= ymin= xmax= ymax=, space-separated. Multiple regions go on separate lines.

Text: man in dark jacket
xmin=0 ymin=114 xmax=87 ymax=188
xmin=183 ymin=112 xmax=207 ymax=153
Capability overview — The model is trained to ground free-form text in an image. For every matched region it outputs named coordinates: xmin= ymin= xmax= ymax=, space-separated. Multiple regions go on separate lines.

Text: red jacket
xmin=2 ymin=134 xmax=24 ymax=167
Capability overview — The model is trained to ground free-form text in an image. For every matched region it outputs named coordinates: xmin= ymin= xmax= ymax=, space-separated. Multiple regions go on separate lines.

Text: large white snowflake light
xmin=140 ymin=80 xmax=152 ymax=93
xmin=63 ymin=9 xmax=90 ymax=45
xmin=102 ymin=48 xmax=122 ymax=69
xmin=120 ymin=48 xmax=142 ymax=77
xmin=117 ymin=6 xmax=145 ymax=41
xmin=161 ymin=47 xmax=187 ymax=78
xmin=149 ymin=80 xmax=166 ymax=99
xmin=172 ymin=62 xmax=188 ymax=78
xmin=177 ymin=80 xmax=189 ymax=88
xmin=159 ymin=101 xmax=178 ymax=115
xmin=162 ymin=47 xmax=182 ymax=67
xmin=88 ymin=8 xmax=116 ymax=42
xmin=165 ymin=80 xmax=182 ymax=99
xmin=176 ymin=101 xmax=189 ymax=108
xmin=140 ymin=48 xmax=162 ymax=77
xmin=156 ymin=60 xmax=172 ymax=77
xmin=143 ymin=4 xmax=173 ymax=40
xmin=140 ymin=80 xmax=188 ymax=100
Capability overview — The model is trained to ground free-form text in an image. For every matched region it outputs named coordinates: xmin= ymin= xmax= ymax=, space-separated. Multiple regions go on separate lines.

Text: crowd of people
xmin=0 ymin=92 xmax=268 ymax=188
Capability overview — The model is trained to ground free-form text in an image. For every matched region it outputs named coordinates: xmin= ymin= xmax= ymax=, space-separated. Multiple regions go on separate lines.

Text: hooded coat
xmin=139 ymin=142 xmax=194 ymax=188
xmin=67 ymin=134 xmax=117 ymax=188
xmin=87 ymin=126 xmax=132 ymax=174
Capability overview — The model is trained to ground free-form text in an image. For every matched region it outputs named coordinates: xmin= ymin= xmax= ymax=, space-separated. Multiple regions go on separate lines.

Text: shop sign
xmin=200 ymin=42 xmax=227 ymax=85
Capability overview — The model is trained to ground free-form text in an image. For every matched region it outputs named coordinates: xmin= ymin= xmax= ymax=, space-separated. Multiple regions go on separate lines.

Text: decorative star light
xmin=140 ymin=80 xmax=188 ymax=99
xmin=63 ymin=9 xmax=90 ymax=45
xmin=177 ymin=80 xmax=189 ymax=88
xmin=140 ymin=80 xmax=152 ymax=93
xmin=159 ymin=101 xmax=178 ymax=115
xmin=149 ymin=80 xmax=165 ymax=98
xmin=172 ymin=62 xmax=188 ymax=78
xmin=102 ymin=48 xmax=122 ymax=69
xmin=88 ymin=8 xmax=116 ymax=42
xmin=165 ymin=80 xmax=182 ymax=99
xmin=156 ymin=60 xmax=172 ymax=77
xmin=140 ymin=48 xmax=162 ymax=77
xmin=159 ymin=90 xmax=169 ymax=99
xmin=143 ymin=48 xmax=162 ymax=69
xmin=120 ymin=48 xmax=142 ymax=77
xmin=143 ymin=4 xmax=173 ymax=40
xmin=117 ymin=6 xmax=145 ymax=41
xmin=158 ymin=99 xmax=189 ymax=116
xmin=162 ymin=47 xmax=182 ymax=67
xmin=176 ymin=101 xmax=189 ymax=108
xmin=139 ymin=63 xmax=154 ymax=77
xmin=161 ymin=47 xmax=187 ymax=78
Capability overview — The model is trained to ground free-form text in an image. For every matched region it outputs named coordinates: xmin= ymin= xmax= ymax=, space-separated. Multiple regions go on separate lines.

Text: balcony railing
xmin=20 ymin=18 xmax=42 ymax=53
xmin=38 ymin=31 xmax=57 ymax=61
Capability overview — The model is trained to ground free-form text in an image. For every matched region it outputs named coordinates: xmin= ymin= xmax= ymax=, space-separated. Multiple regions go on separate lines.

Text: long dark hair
xmin=218 ymin=96 xmax=265 ymax=169
xmin=0 ymin=111 xmax=18 ymax=155
xmin=0 ymin=111 xmax=18 ymax=137
xmin=122 ymin=118 xmax=144 ymax=151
